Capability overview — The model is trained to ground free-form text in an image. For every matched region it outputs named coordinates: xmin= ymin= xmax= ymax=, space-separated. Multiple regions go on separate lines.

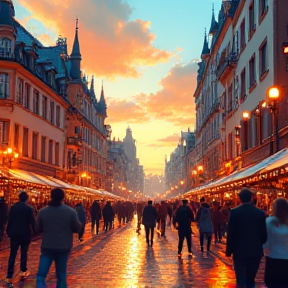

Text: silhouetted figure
xmin=90 ymin=200 xmax=102 ymax=235
xmin=142 ymin=200 xmax=157 ymax=247
xmin=102 ymin=201 xmax=114 ymax=232
xmin=0 ymin=197 xmax=7 ymax=242
xmin=174 ymin=199 xmax=194 ymax=257
xmin=76 ymin=203 xmax=86 ymax=241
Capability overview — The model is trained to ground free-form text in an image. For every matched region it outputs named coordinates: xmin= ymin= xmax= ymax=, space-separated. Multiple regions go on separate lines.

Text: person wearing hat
xmin=36 ymin=188 xmax=82 ymax=288
xmin=173 ymin=199 xmax=194 ymax=258
xmin=5 ymin=191 xmax=35 ymax=286
xmin=226 ymin=188 xmax=267 ymax=288
xmin=142 ymin=200 xmax=157 ymax=247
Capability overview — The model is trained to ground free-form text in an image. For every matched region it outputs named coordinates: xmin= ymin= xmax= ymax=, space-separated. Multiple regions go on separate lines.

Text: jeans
xmin=200 ymin=232 xmax=212 ymax=250
xmin=104 ymin=221 xmax=112 ymax=232
xmin=178 ymin=229 xmax=192 ymax=254
xmin=214 ymin=224 xmax=222 ymax=242
xmin=7 ymin=237 xmax=30 ymax=278
xmin=36 ymin=248 xmax=70 ymax=288
xmin=78 ymin=224 xmax=85 ymax=239
xmin=233 ymin=257 xmax=261 ymax=288
xmin=145 ymin=226 xmax=154 ymax=245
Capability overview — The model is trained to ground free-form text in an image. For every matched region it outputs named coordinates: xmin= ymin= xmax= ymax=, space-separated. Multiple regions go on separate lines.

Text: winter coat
xmin=90 ymin=201 xmax=102 ymax=220
xmin=102 ymin=203 xmax=114 ymax=222
xmin=75 ymin=204 xmax=86 ymax=224
xmin=157 ymin=203 xmax=168 ymax=220
xmin=142 ymin=205 xmax=157 ymax=228
xmin=211 ymin=209 xmax=226 ymax=229
xmin=174 ymin=205 xmax=194 ymax=232
xmin=197 ymin=204 xmax=213 ymax=234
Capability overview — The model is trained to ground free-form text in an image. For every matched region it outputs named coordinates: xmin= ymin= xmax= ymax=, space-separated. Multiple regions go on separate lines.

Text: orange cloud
xmin=16 ymin=0 xmax=173 ymax=78
xmin=106 ymin=61 xmax=198 ymax=127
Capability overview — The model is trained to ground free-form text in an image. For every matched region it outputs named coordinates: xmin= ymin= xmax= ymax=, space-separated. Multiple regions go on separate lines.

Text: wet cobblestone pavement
xmin=0 ymin=219 xmax=266 ymax=287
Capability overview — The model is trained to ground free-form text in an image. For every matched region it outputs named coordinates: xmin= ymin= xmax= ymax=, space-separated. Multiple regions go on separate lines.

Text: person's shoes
xmin=201 ymin=246 xmax=204 ymax=252
xmin=5 ymin=278 xmax=13 ymax=287
xmin=178 ymin=253 xmax=182 ymax=258
xmin=19 ymin=270 xmax=30 ymax=278
xmin=188 ymin=252 xmax=193 ymax=257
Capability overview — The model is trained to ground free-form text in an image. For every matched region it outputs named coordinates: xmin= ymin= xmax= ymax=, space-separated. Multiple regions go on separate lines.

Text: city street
xmin=0 ymin=219 xmax=266 ymax=288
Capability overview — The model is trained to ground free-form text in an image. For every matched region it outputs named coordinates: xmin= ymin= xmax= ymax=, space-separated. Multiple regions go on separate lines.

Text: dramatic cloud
xmin=107 ymin=61 xmax=198 ymax=127
xmin=158 ymin=134 xmax=180 ymax=143
xmin=16 ymin=0 xmax=173 ymax=78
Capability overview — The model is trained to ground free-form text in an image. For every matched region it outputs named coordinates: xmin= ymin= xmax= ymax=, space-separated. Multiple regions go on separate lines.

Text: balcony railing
xmin=216 ymin=52 xmax=239 ymax=80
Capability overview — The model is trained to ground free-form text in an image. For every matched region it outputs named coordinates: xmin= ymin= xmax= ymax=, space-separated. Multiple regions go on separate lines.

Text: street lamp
xmin=267 ymin=86 xmax=280 ymax=155
xmin=1 ymin=148 xmax=19 ymax=168
xmin=242 ymin=111 xmax=251 ymax=151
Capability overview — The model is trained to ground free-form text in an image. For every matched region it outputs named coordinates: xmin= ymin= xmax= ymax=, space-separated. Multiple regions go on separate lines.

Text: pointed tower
xmin=0 ymin=0 xmax=17 ymax=56
xmin=70 ymin=19 xmax=82 ymax=80
xmin=209 ymin=4 xmax=219 ymax=36
xmin=123 ymin=127 xmax=136 ymax=161
xmin=201 ymin=29 xmax=210 ymax=58
xmin=90 ymin=76 xmax=97 ymax=103
xmin=97 ymin=80 xmax=107 ymax=117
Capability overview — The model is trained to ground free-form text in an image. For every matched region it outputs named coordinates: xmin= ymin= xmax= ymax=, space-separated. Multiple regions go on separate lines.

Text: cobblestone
xmin=0 ymin=219 xmax=266 ymax=287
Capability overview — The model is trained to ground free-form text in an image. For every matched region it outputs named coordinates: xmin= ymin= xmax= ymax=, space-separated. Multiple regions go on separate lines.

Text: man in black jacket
xmin=142 ymin=200 xmax=157 ymax=247
xmin=174 ymin=199 xmax=194 ymax=257
xmin=5 ymin=191 xmax=35 ymax=285
xmin=90 ymin=200 xmax=102 ymax=235
xmin=226 ymin=188 xmax=267 ymax=288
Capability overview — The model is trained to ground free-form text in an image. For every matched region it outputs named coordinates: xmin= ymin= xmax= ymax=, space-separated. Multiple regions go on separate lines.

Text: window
xmin=33 ymin=89 xmax=39 ymax=115
xmin=14 ymin=124 xmax=19 ymax=151
xmin=259 ymin=40 xmax=268 ymax=76
xmin=0 ymin=121 xmax=9 ymax=145
xmin=56 ymin=105 xmax=61 ymax=127
xmin=0 ymin=73 xmax=9 ymax=98
xmin=50 ymin=101 xmax=55 ymax=124
xmin=32 ymin=132 xmax=38 ymax=160
xmin=0 ymin=38 xmax=12 ymax=57
xmin=240 ymin=68 xmax=246 ymax=102
xmin=42 ymin=96 xmax=47 ymax=119
xmin=249 ymin=2 xmax=255 ymax=37
xmin=259 ymin=0 xmax=268 ymax=17
xmin=23 ymin=128 xmax=29 ymax=157
xmin=240 ymin=19 xmax=246 ymax=50
xmin=16 ymin=78 xmax=24 ymax=104
xmin=55 ymin=142 xmax=59 ymax=166
xmin=48 ymin=140 xmax=53 ymax=164
xmin=228 ymin=84 xmax=233 ymax=113
xmin=249 ymin=54 xmax=256 ymax=87
xmin=41 ymin=136 xmax=46 ymax=162
xmin=24 ymin=83 xmax=30 ymax=109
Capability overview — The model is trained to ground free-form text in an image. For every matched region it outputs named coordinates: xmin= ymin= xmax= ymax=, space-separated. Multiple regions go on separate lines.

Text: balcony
xmin=67 ymin=137 xmax=82 ymax=147
xmin=216 ymin=52 xmax=239 ymax=84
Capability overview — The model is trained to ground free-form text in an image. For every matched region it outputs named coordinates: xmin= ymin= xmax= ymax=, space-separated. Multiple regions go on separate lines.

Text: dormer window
xmin=0 ymin=38 xmax=12 ymax=58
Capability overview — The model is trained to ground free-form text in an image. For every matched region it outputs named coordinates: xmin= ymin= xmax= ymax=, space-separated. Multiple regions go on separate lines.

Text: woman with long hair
xmin=264 ymin=197 xmax=288 ymax=287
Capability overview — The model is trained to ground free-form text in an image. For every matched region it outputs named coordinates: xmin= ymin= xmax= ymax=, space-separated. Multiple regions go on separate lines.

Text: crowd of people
xmin=0 ymin=188 xmax=288 ymax=287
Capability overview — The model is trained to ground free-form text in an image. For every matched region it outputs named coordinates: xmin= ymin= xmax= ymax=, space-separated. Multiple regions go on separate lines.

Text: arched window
xmin=0 ymin=73 xmax=9 ymax=98
xmin=0 ymin=38 xmax=13 ymax=57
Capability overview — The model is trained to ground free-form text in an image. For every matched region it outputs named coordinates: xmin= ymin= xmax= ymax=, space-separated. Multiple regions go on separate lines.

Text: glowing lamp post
xmin=242 ymin=111 xmax=251 ymax=151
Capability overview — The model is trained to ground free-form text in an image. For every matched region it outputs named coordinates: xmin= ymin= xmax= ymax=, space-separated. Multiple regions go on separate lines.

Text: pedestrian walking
xmin=142 ymin=200 xmax=157 ymax=247
xmin=136 ymin=202 xmax=144 ymax=231
xmin=157 ymin=201 xmax=168 ymax=236
xmin=90 ymin=200 xmax=102 ymax=235
xmin=173 ymin=199 xmax=194 ymax=258
xmin=263 ymin=198 xmax=288 ymax=288
xmin=0 ymin=196 xmax=8 ymax=242
xmin=102 ymin=201 xmax=114 ymax=232
xmin=35 ymin=188 xmax=82 ymax=288
xmin=226 ymin=188 xmax=267 ymax=288
xmin=211 ymin=200 xmax=226 ymax=244
xmin=196 ymin=197 xmax=213 ymax=252
xmin=5 ymin=191 xmax=35 ymax=287
xmin=75 ymin=203 xmax=86 ymax=242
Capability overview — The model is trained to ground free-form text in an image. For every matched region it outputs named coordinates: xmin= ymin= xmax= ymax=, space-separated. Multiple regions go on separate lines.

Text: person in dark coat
xmin=142 ymin=200 xmax=157 ymax=247
xmin=0 ymin=196 xmax=8 ymax=242
xmin=102 ymin=201 xmax=114 ymax=232
xmin=5 ymin=191 xmax=35 ymax=285
xmin=157 ymin=201 xmax=168 ymax=236
xmin=211 ymin=200 xmax=226 ymax=244
xmin=136 ymin=202 xmax=144 ymax=231
xmin=226 ymin=188 xmax=267 ymax=288
xmin=90 ymin=200 xmax=102 ymax=235
xmin=118 ymin=202 xmax=126 ymax=226
xmin=174 ymin=199 xmax=194 ymax=257
xmin=75 ymin=203 xmax=86 ymax=241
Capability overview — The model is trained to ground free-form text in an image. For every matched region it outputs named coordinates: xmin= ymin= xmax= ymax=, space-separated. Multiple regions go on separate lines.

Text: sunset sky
xmin=14 ymin=0 xmax=222 ymax=175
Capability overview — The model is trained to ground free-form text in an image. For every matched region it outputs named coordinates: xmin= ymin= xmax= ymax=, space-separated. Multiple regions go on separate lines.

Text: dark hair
xmin=238 ymin=188 xmax=252 ymax=203
xmin=49 ymin=188 xmax=65 ymax=206
xmin=19 ymin=191 xmax=28 ymax=202
xmin=272 ymin=198 xmax=288 ymax=226
xmin=200 ymin=197 xmax=205 ymax=203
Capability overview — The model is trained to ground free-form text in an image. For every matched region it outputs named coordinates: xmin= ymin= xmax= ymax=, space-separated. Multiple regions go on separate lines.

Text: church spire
xmin=70 ymin=18 xmax=82 ymax=80
xmin=90 ymin=75 xmax=97 ymax=103
xmin=209 ymin=4 xmax=219 ymax=36
xmin=201 ymin=29 xmax=210 ymax=57
xmin=97 ymin=80 xmax=107 ymax=117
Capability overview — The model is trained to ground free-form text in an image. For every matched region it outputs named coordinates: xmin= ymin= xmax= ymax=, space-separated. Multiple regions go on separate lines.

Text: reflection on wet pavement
xmin=0 ymin=221 xmax=266 ymax=287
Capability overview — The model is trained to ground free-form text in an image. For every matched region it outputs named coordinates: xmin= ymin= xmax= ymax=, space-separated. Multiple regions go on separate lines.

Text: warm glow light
xmin=197 ymin=165 xmax=204 ymax=172
xmin=268 ymin=87 xmax=280 ymax=100
xmin=180 ymin=180 xmax=184 ymax=185
xmin=242 ymin=111 xmax=250 ymax=120
xmin=81 ymin=172 xmax=87 ymax=178
xmin=14 ymin=153 xmax=19 ymax=158
xmin=7 ymin=148 xmax=12 ymax=154
xmin=192 ymin=170 xmax=197 ymax=175
xmin=262 ymin=101 xmax=267 ymax=108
